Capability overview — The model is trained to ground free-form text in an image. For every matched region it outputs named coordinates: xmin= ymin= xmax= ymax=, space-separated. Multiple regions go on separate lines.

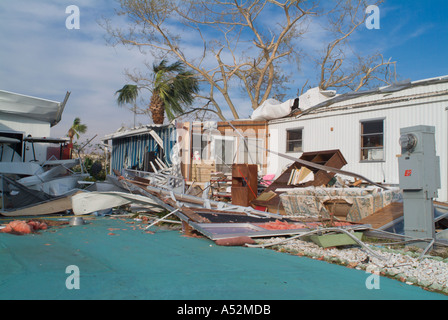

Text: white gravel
xmin=254 ymin=236 xmax=448 ymax=294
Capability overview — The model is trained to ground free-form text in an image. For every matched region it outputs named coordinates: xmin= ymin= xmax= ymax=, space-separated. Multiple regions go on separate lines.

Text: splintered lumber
xmin=173 ymin=205 xmax=211 ymax=224
xmin=358 ymin=202 xmax=403 ymax=229
xmin=113 ymin=172 xmax=282 ymax=219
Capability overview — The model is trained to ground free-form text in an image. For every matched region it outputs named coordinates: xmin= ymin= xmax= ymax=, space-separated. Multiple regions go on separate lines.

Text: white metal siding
xmin=0 ymin=113 xmax=52 ymax=162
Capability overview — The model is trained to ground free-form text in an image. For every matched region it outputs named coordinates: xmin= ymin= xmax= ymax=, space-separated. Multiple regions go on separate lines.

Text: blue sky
xmin=0 ymin=0 xmax=447 ymax=145
xmin=368 ymin=0 xmax=448 ymax=80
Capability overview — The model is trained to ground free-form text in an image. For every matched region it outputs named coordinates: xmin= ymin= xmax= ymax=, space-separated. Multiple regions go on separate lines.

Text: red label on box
xmin=404 ymin=170 xmax=412 ymax=177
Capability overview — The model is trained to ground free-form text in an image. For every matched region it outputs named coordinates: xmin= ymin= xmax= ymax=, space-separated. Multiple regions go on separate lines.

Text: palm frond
xmin=68 ymin=117 xmax=87 ymax=142
xmin=116 ymin=84 xmax=139 ymax=106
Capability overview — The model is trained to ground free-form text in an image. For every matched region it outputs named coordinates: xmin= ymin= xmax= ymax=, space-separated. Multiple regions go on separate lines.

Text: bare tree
xmin=104 ymin=0 xmax=396 ymax=120
xmin=317 ymin=0 xmax=396 ymax=92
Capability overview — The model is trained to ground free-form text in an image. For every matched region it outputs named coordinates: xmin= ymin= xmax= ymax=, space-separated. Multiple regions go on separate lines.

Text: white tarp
xmin=298 ymin=87 xmax=337 ymax=111
xmin=251 ymin=98 xmax=296 ymax=121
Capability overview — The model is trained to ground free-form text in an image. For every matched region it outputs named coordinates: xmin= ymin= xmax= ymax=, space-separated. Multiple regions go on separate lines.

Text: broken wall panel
xmin=251 ymin=149 xmax=347 ymax=214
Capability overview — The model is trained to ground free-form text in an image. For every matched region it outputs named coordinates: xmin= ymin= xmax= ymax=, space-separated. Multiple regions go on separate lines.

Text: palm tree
xmin=115 ymin=84 xmax=139 ymax=128
xmin=68 ymin=117 xmax=88 ymax=144
xmin=149 ymin=60 xmax=199 ymax=124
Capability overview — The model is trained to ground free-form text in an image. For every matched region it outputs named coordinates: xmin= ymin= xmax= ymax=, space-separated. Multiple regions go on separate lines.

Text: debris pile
xmin=0 ymin=157 xmax=90 ymax=217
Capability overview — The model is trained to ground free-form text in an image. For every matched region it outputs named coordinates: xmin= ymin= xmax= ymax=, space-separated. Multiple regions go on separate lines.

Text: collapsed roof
xmin=251 ymin=75 xmax=448 ymax=122
xmin=294 ymin=75 xmax=448 ymax=118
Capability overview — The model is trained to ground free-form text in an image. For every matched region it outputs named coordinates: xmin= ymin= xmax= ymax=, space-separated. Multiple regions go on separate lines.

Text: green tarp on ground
xmin=0 ymin=217 xmax=446 ymax=300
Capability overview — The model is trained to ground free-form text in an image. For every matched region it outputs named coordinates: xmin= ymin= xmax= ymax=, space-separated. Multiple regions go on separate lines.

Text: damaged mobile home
xmin=267 ymin=76 xmax=448 ymax=201
xmin=76 ymin=75 xmax=447 ymax=248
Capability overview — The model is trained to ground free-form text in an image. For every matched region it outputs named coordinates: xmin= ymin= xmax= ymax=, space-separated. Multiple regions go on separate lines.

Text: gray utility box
xmin=398 ymin=125 xmax=441 ymax=246
xmin=398 ymin=126 xmax=441 ymax=195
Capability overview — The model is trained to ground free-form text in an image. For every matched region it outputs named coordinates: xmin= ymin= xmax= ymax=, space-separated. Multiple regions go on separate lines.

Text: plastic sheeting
xmin=251 ymin=98 xmax=297 ymax=121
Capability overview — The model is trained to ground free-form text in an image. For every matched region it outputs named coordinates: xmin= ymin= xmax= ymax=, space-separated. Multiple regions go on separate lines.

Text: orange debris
xmin=258 ymin=220 xmax=306 ymax=230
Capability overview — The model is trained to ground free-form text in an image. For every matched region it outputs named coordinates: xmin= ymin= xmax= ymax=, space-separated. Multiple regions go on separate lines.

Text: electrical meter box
xmin=398 ymin=125 xmax=440 ymax=197
xmin=398 ymin=125 xmax=440 ymax=246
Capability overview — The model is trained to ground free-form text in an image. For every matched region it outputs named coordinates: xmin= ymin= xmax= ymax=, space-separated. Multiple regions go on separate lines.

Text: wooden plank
xmin=358 ymin=202 xmax=403 ymax=229
xmin=191 ymin=160 xmax=216 ymax=182
xmin=178 ymin=207 xmax=211 ymax=223
xmin=434 ymin=201 xmax=448 ymax=208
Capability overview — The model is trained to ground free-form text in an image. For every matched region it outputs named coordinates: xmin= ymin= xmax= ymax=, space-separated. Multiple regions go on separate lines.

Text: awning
xmin=23 ymin=137 xmax=70 ymax=144
xmin=102 ymin=124 xmax=172 ymax=149
xmin=0 ymin=90 xmax=70 ymax=127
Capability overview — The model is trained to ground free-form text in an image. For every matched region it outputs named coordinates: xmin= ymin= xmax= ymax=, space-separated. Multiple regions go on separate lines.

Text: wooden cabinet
xmin=231 ymin=164 xmax=258 ymax=207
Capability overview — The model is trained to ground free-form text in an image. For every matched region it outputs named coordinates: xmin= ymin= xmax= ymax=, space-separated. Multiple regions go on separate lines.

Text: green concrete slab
xmin=0 ymin=217 xmax=446 ymax=300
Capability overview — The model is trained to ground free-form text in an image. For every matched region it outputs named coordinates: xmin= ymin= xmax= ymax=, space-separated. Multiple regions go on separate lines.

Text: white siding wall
xmin=268 ymin=83 xmax=448 ymax=201
xmin=0 ymin=113 xmax=52 ymax=162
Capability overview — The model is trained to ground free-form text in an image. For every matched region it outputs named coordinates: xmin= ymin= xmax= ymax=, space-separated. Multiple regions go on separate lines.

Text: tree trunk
xmin=68 ymin=128 xmax=75 ymax=144
xmin=150 ymin=92 xmax=165 ymax=124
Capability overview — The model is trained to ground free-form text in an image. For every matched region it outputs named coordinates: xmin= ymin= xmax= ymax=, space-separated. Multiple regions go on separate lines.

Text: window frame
xmin=286 ymin=128 xmax=303 ymax=153
xmin=360 ymin=118 xmax=385 ymax=162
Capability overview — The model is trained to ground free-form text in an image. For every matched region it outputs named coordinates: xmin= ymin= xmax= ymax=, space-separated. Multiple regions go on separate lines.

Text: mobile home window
xmin=286 ymin=129 xmax=303 ymax=152
xmin=360 ymin=119 xmax=384 ymax=161
xmin=211 ymin=135 xmax=236 ymax=173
